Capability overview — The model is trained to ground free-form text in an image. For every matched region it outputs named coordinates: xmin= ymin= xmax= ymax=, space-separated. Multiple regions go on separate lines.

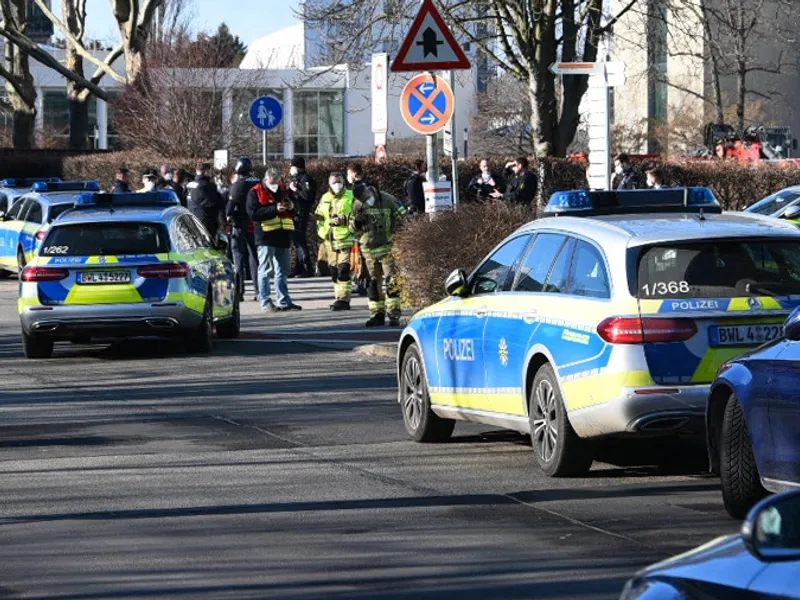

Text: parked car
xmin=620 ymin=490 xmax=800 ymax=599
xmin=707 ymin=306 xmax=800 ymax=518
xmin=745 ymin=185 xmax=800 ymax=224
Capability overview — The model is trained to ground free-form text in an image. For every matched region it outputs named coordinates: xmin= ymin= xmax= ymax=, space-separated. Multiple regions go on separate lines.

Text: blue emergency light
xmin=32 ymin=180 xmax=100 ymax=193
xmin=543 ymin=188 xmax=721 ymax=217
xmin=1 ymin=177 xmax=62 ymax=188
xmin=75 ymin=190 xmax=180 ymax=207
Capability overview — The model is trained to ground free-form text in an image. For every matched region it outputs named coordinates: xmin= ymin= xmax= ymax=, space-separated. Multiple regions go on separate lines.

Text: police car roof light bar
xmin=1 ymin=177 xmax=62 ymax=188
xmin=544 ymin=188 xmax=721 ymax=217
xmin=75 ymin=191 xmax=180 ymax=207
xmin=32 ymin=180 xmax=101 ymax=193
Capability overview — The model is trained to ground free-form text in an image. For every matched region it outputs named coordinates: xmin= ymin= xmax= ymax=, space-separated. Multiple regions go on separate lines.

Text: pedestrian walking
xmin=613 ymin=154 xmax=640 ymax=190
xmin=187 ymin=162 xmax=226 ymax=238
xmin=351 ymin=185 xmax=403 ymax=327
xmin=226 ymin=157 xmax=261 ymax=302
xmin=503 ymin=157 xmax=537 ymax=206
xmin=246 ymin=167 xmax=302 ymax=312
xmin=316 ymin=172 xmax=355 ymax=311
xmin=112 ymin=167 xmax=131 ymax=193
xmin=288 ymin=157 xmax=316 ymax=278
xmin=404 ymin=159 xmax=426 ymax=215
xmin=467 ymin=159 xmax=505 ymax=202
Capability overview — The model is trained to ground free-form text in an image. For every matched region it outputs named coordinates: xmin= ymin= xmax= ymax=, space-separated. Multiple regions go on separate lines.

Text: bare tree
xmin=300 ymin=0 xmax=640 ymax=158
xmin=0 ymin=0 xmax=36 ymax=148
xmin=471 ymin=74 xmax=534 ymax=156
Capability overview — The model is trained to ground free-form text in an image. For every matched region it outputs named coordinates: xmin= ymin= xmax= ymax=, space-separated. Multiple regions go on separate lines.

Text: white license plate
xmin=77 ymin=270 xmax=131 ymax=284
xmin=709 ymin=324 xmax=782 ymax=347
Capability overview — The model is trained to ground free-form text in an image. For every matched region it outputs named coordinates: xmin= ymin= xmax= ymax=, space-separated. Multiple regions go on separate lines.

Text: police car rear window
xmin=41 ymin=223 xmax=170 ymax=256
xmin=637 ymin=239 xmax=800 ymax=299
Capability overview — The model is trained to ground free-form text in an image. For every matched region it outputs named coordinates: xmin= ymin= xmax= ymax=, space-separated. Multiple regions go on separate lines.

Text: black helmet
xmin=235 ymin=157 xmax=253 ymax=175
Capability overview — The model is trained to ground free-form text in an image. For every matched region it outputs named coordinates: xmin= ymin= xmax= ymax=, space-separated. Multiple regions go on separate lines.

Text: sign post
xmin=442 ymin=70 xmax=460 ymax=207
xmin=391 ymin=0 xmax=470 ymax=214
xmin=213 ymin=149 xmax=229 ymax=171
xmin=371 ymin=53 xmax=388 ymax=150
xmin=249 ymin=96 xmax=283 ymax=165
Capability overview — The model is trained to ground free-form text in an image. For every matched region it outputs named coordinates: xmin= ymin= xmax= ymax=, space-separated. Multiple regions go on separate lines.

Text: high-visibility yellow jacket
xmin=316 ymin=190 xmax=355 ymax=250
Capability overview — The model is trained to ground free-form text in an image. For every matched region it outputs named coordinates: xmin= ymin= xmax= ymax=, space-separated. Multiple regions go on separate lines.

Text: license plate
xmin=709 ymin=324 xmax=782 ymax=347
xmin=77 ymin=270 xmax=131 ymax=284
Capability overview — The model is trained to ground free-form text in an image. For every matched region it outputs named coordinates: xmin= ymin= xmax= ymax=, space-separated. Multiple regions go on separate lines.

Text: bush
xmin=0 ymin=148 xmax=107 ymax=179
xmin=393 ymin=203 xmax=535 ymax=308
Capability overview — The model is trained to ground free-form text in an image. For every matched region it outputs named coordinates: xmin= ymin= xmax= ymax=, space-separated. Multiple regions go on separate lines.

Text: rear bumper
xmin=569 ymin=385 xmax=709 ymax=438
xmin=20 ymin=302 xmax=203 ymax=339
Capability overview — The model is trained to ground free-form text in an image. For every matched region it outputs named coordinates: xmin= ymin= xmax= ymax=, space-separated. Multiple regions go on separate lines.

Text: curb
xmin=354 ymin=343 xmax=397 ymax=360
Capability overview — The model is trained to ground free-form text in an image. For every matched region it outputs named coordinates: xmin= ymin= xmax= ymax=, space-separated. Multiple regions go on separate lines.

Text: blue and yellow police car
xmin=0 ymin=180 xmax=101 ymax=277
xmin=397 ymin=188 xmax=800 ymax=477
xmin=0 ymin=177 xmax=62 ymax=215
xmin=18 ymin=191 xmax=238 ymax=359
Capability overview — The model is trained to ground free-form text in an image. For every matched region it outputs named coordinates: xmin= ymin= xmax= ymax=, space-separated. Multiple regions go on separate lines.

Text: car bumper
xmin=569 ymin=385 xmax=709 ymax=438
xmin=20 ymin=302 xmax=203 ymax=339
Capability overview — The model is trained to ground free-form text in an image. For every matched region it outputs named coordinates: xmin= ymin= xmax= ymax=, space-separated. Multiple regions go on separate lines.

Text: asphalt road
xmin=0 ymin=277 xmax=737 ymax=600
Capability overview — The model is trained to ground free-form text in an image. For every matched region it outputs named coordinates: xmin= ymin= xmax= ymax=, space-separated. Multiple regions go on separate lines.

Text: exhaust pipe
xmin=145 ymin=318 xmax=177 ymax=329
xmin=33 ymin=323 xmax=60 ymax=332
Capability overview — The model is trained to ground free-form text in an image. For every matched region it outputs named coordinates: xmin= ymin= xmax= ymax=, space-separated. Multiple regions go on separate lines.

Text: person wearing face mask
xmin=467 ymin=158 xmax=505 ymax=202
xmin=246 ymin=167 xmax=302 ymax=312
xmin=503 ymin=156 xmax=537 ymax=206
xmin=288 ymin=157 xmax=316 ymax=278
xmin=645 ymin=167 xmax=665 ymax=189
xmin=351 ymin=185 xmax=403 ymax=327
xmin=612 ymin=153 xmax=640 ymax=190
xmin=346 ymin=163 xmax=369 ymax=199
xmin=139 ymin=168 xmax=159 ymax=193
xmin=156 ymin=165 xmax=184 ymax=202
xmin=316 ymin=172 xmax=356 ymax=311
xmin=227 ymin=157 xmax=262 ymax=302
xmin=187 ymin=162 xmax=226 ymax=238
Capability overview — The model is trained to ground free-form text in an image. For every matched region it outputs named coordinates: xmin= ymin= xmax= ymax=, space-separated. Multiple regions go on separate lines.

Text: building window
xmin=42 ymin=90 xmax=97 ymax=147
xmin=231 ymin=88 xmax=284 ymax=160
xmin=293 ymin=91 xmax=344 ymax=158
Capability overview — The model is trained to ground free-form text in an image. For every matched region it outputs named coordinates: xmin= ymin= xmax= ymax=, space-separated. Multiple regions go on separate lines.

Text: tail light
xmin=137 ymin=262 xmax=191 ymax=279
xmin=36 ymin=230 xmax=47 ymax=241
xmin=597 ymin=317 xmax=697 ymax=344
xmin=21 ymin=266 xmax=69 ymax=282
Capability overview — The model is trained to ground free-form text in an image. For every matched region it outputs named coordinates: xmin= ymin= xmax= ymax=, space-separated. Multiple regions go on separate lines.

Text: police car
xmin=0 ymin=180 xmax=101 ymax=277
xmin=18 ymin=191 xmax=239 ymax=359
xmin=0 ymin=177 xmax=62 ymax=214
xmin=397 ymin=188 xmax=800 ymax=477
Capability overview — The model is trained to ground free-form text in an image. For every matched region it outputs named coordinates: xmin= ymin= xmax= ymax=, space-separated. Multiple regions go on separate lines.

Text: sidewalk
xmin=237 ymin=276 xmax=401 ymax=358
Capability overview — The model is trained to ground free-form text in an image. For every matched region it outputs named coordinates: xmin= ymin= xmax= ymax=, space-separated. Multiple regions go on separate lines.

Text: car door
xmin=185 ymin=215 xmax=234 ymax=320
xmin=481 ymin=233 xmax=567 ymax=418
xmin=0 ymin=198 xmax=31 ymax=269
xmin=20 ymin=198 xmax=44 ymax=262
xmin=432 ymin=234 xmax=531 ymax=414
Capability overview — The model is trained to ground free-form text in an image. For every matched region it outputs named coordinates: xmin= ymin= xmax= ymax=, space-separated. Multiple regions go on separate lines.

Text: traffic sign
xmin=371 ymin=53 xmax=388 ymax=133
xmin=391 ymin=0 xmax=471 ymax=72
xmin=375 ymin=144 xmax=387 ymax=163
xmin=249 ymin=96 xmax=282 ymax=131
xmin=400 ymin=73 xmax=454 ymax=135
xmin=549 ymin=61 xmax=625 ymax=77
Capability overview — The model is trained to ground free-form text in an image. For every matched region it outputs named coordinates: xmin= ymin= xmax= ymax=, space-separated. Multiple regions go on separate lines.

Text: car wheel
xmin=400 ymin=343 xmax=455 ymax=442
xmin=530 ymin=363 xmax=594 ymax=477
xmin=0 ymin=269 xmax=11 ymax=279
xmin=216 ymin=296 xmax=240 ymax=339
xmin=22 ymin=330 xmax=53 ymax=359
xmin=721 ymin=394 xmax=766 ymax=519
xmin=185 ymin=292 xmax=213 ymax=354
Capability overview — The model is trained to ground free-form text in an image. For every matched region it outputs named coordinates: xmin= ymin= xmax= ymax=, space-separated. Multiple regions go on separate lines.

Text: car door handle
xmin=523 ymin=310 xmax=538 ymax=324
xmin=475 ymin=307 xmax=488 ymax=318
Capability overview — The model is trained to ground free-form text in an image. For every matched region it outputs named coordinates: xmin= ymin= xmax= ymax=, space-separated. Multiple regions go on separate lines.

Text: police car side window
xmin=513 ymin=233 xmax=567 ymax=293
xmin=5 ymin=198 xmax=26 ymax=220
xmin=172 ymin=216 xmax=196 ymax=252
xmin=25 ymin=200 xmax=43 ymax=224
xmin=470 ymin=234 xmax=532 ymax=295
xmin=543 ymin=238 xmax=576 ymax=294
xmin=567 ymin=241 xmax=610 ymax=299
xmin=188 ymin=216 xmax=216 ymax=248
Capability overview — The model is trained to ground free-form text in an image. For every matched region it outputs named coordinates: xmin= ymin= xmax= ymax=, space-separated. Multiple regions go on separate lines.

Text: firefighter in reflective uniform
xmin=351 ymin=184 xmax=403 ymax=327
xmin=316 ymin=172 xmax=355 ymax=311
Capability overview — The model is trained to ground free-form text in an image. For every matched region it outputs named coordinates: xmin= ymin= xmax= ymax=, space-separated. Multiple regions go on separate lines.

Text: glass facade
xmin=231 ymin=87 xmax=284 ymax=159
xmin=42 ymin=90 xmax=98 ymax=147
xmin=293 ymin=91 xmax=344 ymax=158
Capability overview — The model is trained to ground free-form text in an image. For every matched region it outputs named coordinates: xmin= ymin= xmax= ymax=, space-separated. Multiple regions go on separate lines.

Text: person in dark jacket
xmin=404 ymin=159 xmax=426 ymax=214
xmin=246 ymin=167 xmax=301 ymax=313
xmin=226 ymin=157 xmax=261 ymax=302
xmin=112 ymin=167 xmax=131 ymax=193
xmin=503 ymin=156 xmax=537 ymax=206
xmin=467 ymin=159 xmax=505 ymax=202
xmin=175 ymin=169 xmax=191 ymax=207
xmin=288 ymin=157 xmax=316 ymax=277
xmin=187 ymin=162 xmax=225 ymax=237
xmin=156 ymin=165 xmax=184 ymax=201
xmin=612 ymin=153 xmax=640 ymax=190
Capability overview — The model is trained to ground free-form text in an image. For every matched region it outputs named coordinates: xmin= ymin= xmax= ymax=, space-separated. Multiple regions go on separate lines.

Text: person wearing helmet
xmin=226 ymin=156 xmax=262 ymax=302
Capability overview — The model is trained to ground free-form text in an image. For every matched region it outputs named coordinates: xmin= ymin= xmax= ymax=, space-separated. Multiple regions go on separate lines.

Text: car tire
xmin=530 ymin=363 xmax=594 ymax=477
xmin=400 ymin=343 xmax=455 ymax=442
xmin=216 ymin=296 xmax=240 ymax=339
xmin=22 ymin=330 xmax=53 ymax=359
xmin=720 ymin=394 xmax=766 ymax=519
xmin=0 ymin=269 xmax=11 ymax=279
xmin=185 ymin=292 xmax=213 ymax=354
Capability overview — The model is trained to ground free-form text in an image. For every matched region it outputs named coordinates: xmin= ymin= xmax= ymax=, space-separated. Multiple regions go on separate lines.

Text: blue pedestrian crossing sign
xmin=400 ymin=74 xmax=454 ymax=135
xmin=250 ymin=96 xmax=282 ymax=131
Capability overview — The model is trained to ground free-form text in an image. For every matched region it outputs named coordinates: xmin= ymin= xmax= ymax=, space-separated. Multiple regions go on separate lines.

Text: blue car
xmin=620 ymin=490 xmax=800 ymax=599
xmin=0 ymin=177 xmax=62 ymax=213
xmin=707 ymin=307 xmax=800 ymax=518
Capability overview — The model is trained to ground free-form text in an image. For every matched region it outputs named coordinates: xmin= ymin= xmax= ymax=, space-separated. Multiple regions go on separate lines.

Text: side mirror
xmin=784 ymin=307 xmax=800 ymax=341
xmin=781 ymin=205 xmax=800 ymax=221
xmin=0 ymin=211 xmax=5 ymax=221
xmin=215 ymin=233 xmax=229 ymax=253
xmin=743 ymin=490 xmax=800 ymax=561
xmin=445 ymin=269 xmax=468 ymax=297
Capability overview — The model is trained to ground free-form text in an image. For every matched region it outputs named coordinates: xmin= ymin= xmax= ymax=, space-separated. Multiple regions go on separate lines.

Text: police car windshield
xmin=41 ymin=223 xmax=170 ymax=256
xmin=747 ymin=190 xmax=800 ymax=216
xmin=637 ymin=239 xmax=800 ymax=299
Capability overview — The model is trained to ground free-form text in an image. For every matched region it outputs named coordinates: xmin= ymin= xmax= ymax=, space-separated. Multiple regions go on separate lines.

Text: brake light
xmin=597 ymin=317 xmax=697 ymax=344
xmin=36 ymin=230 xmax=47 ymax=241
xmin=137 ymin=262 xmax=191 ymax=279
xmin=21 ymin=266 xmax=69 ymax=282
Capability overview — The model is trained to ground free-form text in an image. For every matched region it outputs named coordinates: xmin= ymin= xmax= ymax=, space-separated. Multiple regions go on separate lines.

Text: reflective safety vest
xmin=255 ymin=184 xmax=295 ymax=233
xmin=316 ymin=190 xmax=355 ymax=250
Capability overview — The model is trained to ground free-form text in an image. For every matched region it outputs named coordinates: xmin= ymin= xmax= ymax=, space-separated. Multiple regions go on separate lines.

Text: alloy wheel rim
xmin=402 ymin=355 xmax=424 ymax=431
xmin=532 ymin=379 xmax=558 ymax=463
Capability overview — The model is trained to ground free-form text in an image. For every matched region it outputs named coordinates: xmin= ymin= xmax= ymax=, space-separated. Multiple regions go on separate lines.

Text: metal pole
xmin=262 ymin=129 xmax=267 ymax=165
xmin=604 ymin=71 xmax=612 ymax=191
xmin=463 ymin=128 xmax=468 ymax=158
xmin=426 ymin=133 xmax=438 ymax=185
xmin=449 ymin=71 xmax=459 ymax=208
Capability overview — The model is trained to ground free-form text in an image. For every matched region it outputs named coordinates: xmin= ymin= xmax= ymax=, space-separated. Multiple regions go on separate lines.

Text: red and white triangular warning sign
xmin=390 ymin=0 xmax=471 ymax=72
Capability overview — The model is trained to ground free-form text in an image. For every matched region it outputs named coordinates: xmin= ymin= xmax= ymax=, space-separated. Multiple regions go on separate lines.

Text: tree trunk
xmin=123 ymin=35 xmax=146 ymax=85
xmin=4 ymin=43 xmax=37 ymax=149
xmin=529 ymin=0 xmax=559 ymax=158
xmin=66 ymin=49 xmax=89 ymax=149
xmin=737 ymin=58 xmax=746 ymax=132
